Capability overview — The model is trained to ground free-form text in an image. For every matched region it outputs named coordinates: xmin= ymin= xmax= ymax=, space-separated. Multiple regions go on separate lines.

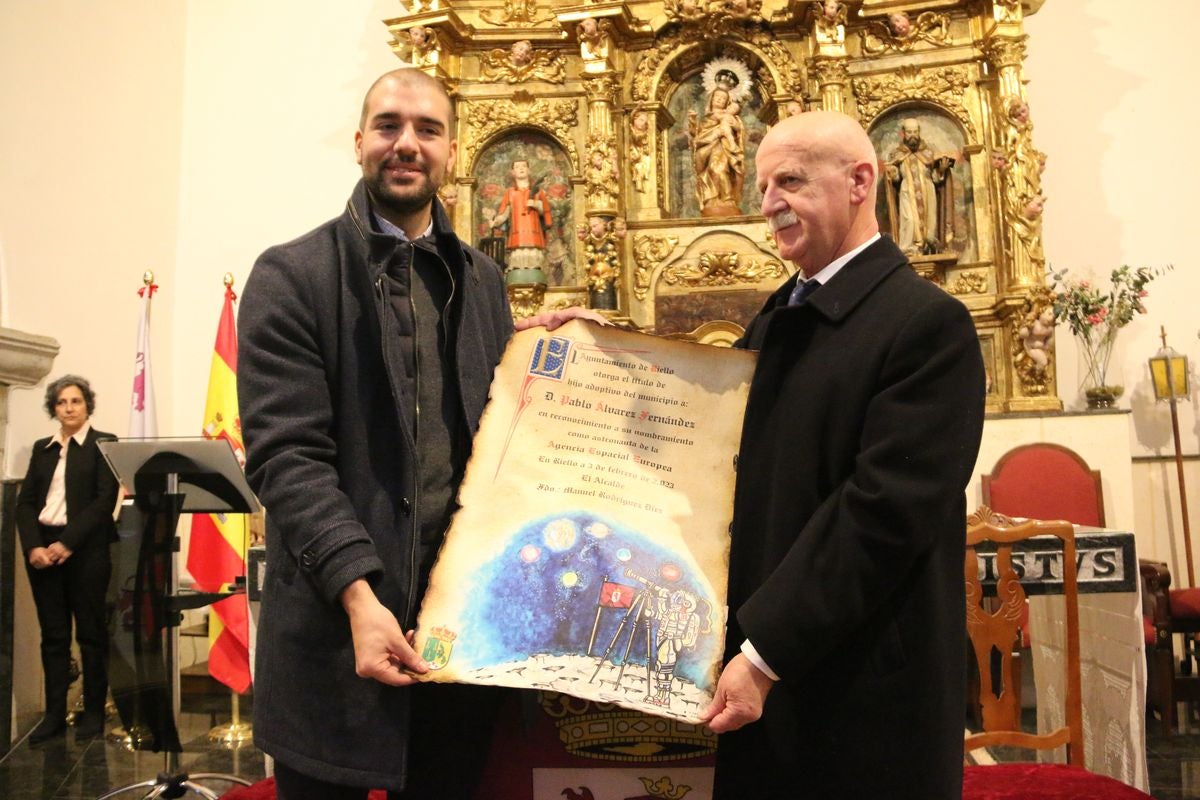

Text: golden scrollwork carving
xmin=946 ymin=270 xmax=988 ymax=296
xmin=852 ymin=65 xmax=975 ymax=139
xmin=481 ymin=42 xmax=566 ymax=84
xmin=1011 ymin=284 xmax=1056 ymax=396
xmin=507 ymin=283 xmax=547 ymax=320
xmin=664 ymin=0 xmax=764 ymax=29
xmin=479 ymin=0 xmax=554 ymax=26
xmin=463 ymin=96 xmax=579 ymax=171
xmin=750 ymin=31 xmax=805 ymax=96
xmin=860 ymin=11 xmax=950 ymax=54
xmin=662 ymin=251 xmax=785 ymax=289
xmin=632 ymin=234 xmax=680 ymax=300
xmin=632 ymin=32 xmax=683 ymax=102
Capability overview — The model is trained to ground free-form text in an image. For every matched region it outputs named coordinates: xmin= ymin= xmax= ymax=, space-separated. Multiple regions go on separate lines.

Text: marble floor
xmin=0 ymin=690 xmax=266 ymax=800
xmin=4 ymin=696 xmax=1200 ymax=798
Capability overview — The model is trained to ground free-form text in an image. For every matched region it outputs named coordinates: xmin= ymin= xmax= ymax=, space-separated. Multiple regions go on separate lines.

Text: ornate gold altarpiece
xmin=384 ymin=0 xmax=1057 ymax=414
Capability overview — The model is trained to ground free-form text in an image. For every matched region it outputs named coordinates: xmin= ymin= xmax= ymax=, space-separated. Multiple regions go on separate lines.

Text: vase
xmin=1076 ymin=324 xmax=1124 ymax=409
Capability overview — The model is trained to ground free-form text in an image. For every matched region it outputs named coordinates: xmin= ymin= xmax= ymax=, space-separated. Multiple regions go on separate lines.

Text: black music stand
xmin=96 ymin=438 xmax=259 ymax=800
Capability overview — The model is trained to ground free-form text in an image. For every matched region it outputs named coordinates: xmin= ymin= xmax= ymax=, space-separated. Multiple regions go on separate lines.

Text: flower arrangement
xmin=1049 ymin=265 xmax=1168 ymax=406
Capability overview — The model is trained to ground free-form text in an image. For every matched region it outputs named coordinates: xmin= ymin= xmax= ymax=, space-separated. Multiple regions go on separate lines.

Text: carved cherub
xmin=577 ymin=18 xmax=613 ymax=72
xmin=404 ymin=25 xmax=440 ymax=67
xmin=510 ymin=39 xmax=533 ymax=68
xmin=481 ymin=41 xmax=565 ymax=83
xmin=888 ymin=11 xmax=912 ymax=38
xmin=1015 ymin=297 xmax=1056 ymax=394
xmin=813 ymin=0 xmax=847 ymax=42
xmin=861 ymin=10 xmax=950 ymax=54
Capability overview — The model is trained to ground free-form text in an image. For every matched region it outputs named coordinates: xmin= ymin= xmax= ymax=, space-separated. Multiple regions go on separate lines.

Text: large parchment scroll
xmin=415 ymin=320 xmax=755 ymax=722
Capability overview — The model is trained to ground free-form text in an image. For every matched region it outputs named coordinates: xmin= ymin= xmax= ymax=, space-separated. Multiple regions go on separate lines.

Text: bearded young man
xmin=239 ymin=68 xmax=597 ymax=799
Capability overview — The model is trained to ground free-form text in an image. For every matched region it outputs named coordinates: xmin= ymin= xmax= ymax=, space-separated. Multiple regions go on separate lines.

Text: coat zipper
xmin=406 ymin=242 xmax=421 ymax=623
xmin=375 ymin=272 xmax=421 ymax=625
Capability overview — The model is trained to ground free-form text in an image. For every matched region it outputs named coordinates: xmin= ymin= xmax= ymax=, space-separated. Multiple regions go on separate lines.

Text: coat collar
xmin=763 ymin=236 xmax=909 ymax=322
xmin=343 ymin=179 xmax=476 ymax=283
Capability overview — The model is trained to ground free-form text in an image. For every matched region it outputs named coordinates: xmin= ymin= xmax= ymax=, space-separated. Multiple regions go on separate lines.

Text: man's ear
xmin=354 ymin=130 xmax=364 ymax=166
xmin=849 ymin=161 xmax=876 ymax=205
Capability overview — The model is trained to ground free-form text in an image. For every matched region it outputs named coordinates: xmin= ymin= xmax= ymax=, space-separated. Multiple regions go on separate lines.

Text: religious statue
xmin=585 ymin=146 xmax=620 ymax=210
xmin=403 ymin=25 xmax=440 ymax=68
xmin=998 ymin=96 xmax=1048 ymax=266
xmin=883 ymin=118 xmax=955 ymax=256
xmin=629 ymin=110 xmax=652 ymax=193
xmin=578 ymin=215 xmax=625 ymax=310
xmin=688 ymin=59 xmax=752 ymax=218
xmin=487 ymin=159 xmax=553 ymax=280
xmin=578 ymin=18 xmax=613 ymax=73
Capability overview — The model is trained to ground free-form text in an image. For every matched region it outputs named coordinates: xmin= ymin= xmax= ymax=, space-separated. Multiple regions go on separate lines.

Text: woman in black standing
xmin=16 ymin=375 xmax=119 ymax=743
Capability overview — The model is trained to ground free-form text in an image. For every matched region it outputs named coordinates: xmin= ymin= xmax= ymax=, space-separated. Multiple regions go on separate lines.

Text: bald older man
xmin=701 ymin=112 xmax=985 ymax=797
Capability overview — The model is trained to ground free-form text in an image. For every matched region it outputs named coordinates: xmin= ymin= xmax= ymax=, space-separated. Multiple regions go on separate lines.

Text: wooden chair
xmin=975 ymin=443 xmax=1106 ymax=716
xmin=1140 ymin=558 xmax=1200 ymax=733
xmin=963 ymin=506 xmax=1152 ymax=799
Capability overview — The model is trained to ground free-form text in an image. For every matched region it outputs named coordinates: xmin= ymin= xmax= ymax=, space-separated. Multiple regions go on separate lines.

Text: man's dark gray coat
xmin=238 ymin=181 xmax=512 ymax=790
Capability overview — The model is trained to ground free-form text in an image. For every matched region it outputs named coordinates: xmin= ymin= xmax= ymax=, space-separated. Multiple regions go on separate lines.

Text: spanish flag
xmin=187 ymin=279 xmax=251 ymax=693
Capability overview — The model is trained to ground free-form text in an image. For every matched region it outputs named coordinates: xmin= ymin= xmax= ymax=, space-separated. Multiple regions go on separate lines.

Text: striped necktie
xmin=788 ymin=278 xmax=821 ymax=307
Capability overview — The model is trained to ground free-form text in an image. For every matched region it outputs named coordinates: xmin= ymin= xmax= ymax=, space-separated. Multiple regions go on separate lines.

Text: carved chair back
xmin=964 ymin=505 xmax=1085 ymax=767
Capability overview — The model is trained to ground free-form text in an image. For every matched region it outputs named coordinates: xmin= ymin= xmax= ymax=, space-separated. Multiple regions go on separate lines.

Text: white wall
xmin=1024 ymin=0 xmax=1200 ymax=573
xmin=1025 ymin=1 xmax=1200 ymax=453
xmin=169 ymin=0 xmax=400 ymax=438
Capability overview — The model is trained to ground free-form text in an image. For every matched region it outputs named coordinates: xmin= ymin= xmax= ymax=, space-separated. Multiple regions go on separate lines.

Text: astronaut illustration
xmin=649 ymin=588 xmax=700 ymax=707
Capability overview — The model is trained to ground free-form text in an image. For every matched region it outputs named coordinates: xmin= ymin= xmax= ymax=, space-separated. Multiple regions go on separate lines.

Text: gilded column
xmin=582 ymin=73 xmax=620 ymax=216
xmin=984 ymin=29 xmax=1046 ymax=289
xmin=811 ymin=59 xmax=849 ymax=113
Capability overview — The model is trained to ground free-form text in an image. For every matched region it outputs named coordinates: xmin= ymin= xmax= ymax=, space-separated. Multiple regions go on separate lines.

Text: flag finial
xmin=143 ymin=270 xmax=154 ymax=286
xmin=223 ymin=272 xmax=235 ymax=289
